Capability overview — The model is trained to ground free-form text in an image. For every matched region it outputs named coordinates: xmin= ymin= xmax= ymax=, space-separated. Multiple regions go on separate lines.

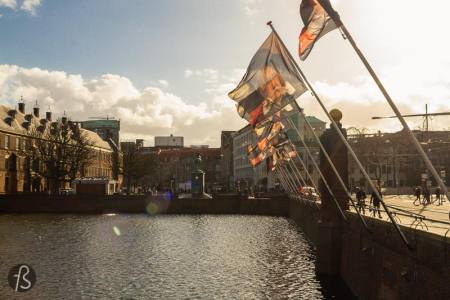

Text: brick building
xmin=220 ymin=131 xmax=235 ymax=191
xmin=153 ymin=147 xmax=222 ymax=192
xmin=348 ymin=129 xmax=450 ymax=190
xmin=0 ymin=103 xmax=119 ymax=193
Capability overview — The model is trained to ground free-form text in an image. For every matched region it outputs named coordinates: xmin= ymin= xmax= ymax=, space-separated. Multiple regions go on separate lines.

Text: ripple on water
xmin=0 ymin=214 xmax=324 ymax=299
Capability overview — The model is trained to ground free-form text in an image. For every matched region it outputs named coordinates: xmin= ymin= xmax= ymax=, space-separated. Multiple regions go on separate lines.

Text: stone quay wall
xmin=0 ymin=193 xmax=448 ymax=299
xmin=288 ymin=197 xmax=450 ymax=300
xmin=0 ymin=193 xmax=289 ymax=216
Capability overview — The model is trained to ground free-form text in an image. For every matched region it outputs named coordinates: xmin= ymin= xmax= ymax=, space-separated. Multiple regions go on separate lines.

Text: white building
xmin=155 ymin=134 xmax=184 ymax=148
xmin=231 ymin=111 xmax=325 ymax=191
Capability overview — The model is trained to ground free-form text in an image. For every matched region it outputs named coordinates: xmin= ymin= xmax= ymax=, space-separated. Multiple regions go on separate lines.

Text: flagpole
xmin=278 ymin=164 xmax=296 ymax=193
xmin=294 ymin=110 xmax=369 ymax=229
xmin=320 ymin=2 xmax=449 ymax=202
xmin=291 ymin=150 xmax=318 ymax=193
xmin=274 ymin=168 xmax=288 ymax=192
xmin=267 ymin=21 xmax=410 ymax=249
xmin=288 ymin=159 xmax=306 ymax=187
xmin=286 ymin=117 xmax=351 ymax=224
xmin=277 ymin=167 xmax=295 ymax=194
xmin=275 ymin=164 xmax=294 ymax=193
xmin=273 ymin=168 xmax=287 ymax=192
xmin=280 ymin=162 xmax=299 ymax=192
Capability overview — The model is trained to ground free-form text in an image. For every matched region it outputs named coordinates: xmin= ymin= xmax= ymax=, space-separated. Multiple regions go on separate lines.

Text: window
xmin=5 ymin=135 xmax=9 ymax=149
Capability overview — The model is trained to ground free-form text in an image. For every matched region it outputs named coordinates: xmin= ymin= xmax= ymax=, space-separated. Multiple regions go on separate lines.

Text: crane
xmin=372 ymin=104 xmax=450 ymax=141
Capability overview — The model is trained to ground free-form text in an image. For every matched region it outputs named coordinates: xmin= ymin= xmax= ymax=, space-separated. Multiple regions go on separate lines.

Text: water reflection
xmin=0 ymin=215 xmax=324 ymax=299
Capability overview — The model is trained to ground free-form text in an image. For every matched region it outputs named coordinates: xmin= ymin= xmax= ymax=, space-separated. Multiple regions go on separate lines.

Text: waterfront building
xmin=0 ymin=102 xmax=119 ymax=193
xmin=81 ymin=118 xmax=123 ymax=190
xmin=220 ymin=131 xmax=235 ymax=191
xmin=155 ymin=134 xmax=184 ymax=148
xmin=81 ymin=118 xmax=120 ymax=147
xmin=156 ymin=147 xmax=221 ymax=192
xmin=121 ymin=139 xmax=221 ymax=193
xmin=348 ymin=129 xmax=450 ymax=191
xmin=232 ymin=111 xmax=326 ymax=191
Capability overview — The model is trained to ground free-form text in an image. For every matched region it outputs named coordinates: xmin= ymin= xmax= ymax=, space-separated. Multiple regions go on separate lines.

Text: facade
xmin=149 ymin=146 xmax=221 ymax=192
xmin=155 ymin=134 xmax=184 ymax=148
xmin=121 ymin=139 xmax=221 ymax=193
xmin=220 ymin=131 xmax=235 ymax=191
xmin=232 ymin=112 xmax=326 ymax=191
xmin=81 ymin=119 xmax=120 ymax=147
xmin=303 ymin=116 xmax=326 ymax=144
xmin=81 ymin=118 xmax=123 ymax=188
xmin=348 ymin=129 xmax=450 ymax=190
xmin=0 ymin=103 xmax=118 ymax=194
xmin=232 ymin=124 xmax=276 ymax=191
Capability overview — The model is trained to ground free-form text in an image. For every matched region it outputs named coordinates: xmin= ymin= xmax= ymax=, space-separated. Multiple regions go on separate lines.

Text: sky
xmin=0 ymin=0 xmax=449 ymax=147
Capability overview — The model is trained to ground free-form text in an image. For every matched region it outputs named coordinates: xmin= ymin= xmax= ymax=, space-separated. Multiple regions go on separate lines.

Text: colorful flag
xmin=299 ymin=0 xmax=337 ymax=61
xmin=229 ymin=32 xmax=307 ymax=127
xmin=247 ymin=144 xmax=268 ymax=167
xmin=247 ymin=121 xmax=287 ymax=167
xmin=247 ymin=123 xmax=279 ymax=167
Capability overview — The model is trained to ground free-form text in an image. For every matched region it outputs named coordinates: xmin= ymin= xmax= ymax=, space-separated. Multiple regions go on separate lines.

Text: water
xmin=0 ymin=214 xmax=325 ymax=299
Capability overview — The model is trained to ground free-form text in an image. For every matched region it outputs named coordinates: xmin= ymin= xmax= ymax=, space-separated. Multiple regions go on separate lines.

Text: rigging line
xmin=287 ymin=112 xmax=352 ymax=225
xmin=268 ymin=21 xmax=408 ymax=249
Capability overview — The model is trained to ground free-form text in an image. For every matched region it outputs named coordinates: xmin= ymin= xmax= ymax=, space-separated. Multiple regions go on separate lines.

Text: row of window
xmin=1 ymin=134 xmax=27 ymax=151
xmin=85 ymin=167 xmax=111 ymax=178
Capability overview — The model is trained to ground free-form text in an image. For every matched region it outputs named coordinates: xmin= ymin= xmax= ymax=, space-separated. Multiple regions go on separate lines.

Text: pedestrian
xmin=356 ymin=187 xmax=367 ymax=214
xmin=435 ymin=187 xmax=442 ymax=205
xmin=423 ymin=187 xmax=431 ymax=205
xmin=414 ymin=186 xmax=421 ymax=202
xmin=370 ymin=187 xmax=383 ymax=218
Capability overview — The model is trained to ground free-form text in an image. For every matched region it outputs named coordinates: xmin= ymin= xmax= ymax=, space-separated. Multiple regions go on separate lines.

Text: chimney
xmin=18 ymin=102 xmax=25 ymax=114
xmin=61 ymin=116 xmax=68 ymax=125
xmin=33 ymin=100 xmax=39 ymax=118
xmin=46 ymin=111 xmax=52 ymax=122
xmin=33 ymin=107 xmax=39 ymax=118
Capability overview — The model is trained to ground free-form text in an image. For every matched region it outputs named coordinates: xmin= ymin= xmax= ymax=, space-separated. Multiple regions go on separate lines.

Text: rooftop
xmin=305 ymin=116 xmax=326 ymax=125
xmin=0 ymin=104 xmax=111 ymax=151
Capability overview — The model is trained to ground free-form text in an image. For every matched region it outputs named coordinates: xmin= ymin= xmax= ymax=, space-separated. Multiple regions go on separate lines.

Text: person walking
xmin=356 ymin=187 xmax=367 ymax=214
xmin=423 ymin=187 xmax=431 ymax=205
xmin=371 ymin=187 xmax=383 ymax=218
xmin=435 ymin=187 xmax=442 ymax=205
xmin=414 ymin=186 xmax=421 ymax=203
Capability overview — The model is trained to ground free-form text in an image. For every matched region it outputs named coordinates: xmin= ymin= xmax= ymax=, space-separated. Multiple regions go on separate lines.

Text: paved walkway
xmin=350 ymin=194 xmax=450 ymax=237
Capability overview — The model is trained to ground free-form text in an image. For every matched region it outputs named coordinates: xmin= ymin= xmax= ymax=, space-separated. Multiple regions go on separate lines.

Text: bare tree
xmin=121 ymin=142 xmax=141 ymax=195
xmin=121 ymin=143 xmax=159 ymax=194
xmin=25 ymin=120 xmax=96 ymax=193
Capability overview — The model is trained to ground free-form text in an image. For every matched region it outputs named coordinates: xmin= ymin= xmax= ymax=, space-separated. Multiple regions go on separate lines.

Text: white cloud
xmin=242 ymin=0 xmax=261 ymax=16
xmin=0 ymin=64 xmax=246 ymax=147
xmin=183 ymin=68 xmax=219 ymax=84
xmin=0 ymin=0 xmax=43 ymax=15
xmin=20 ymin=0 xmax=41 ymax=15
xmin=158 ymin=79 xmax=169 ymax=87
xmin=184 ymin=69 xmax=193 ymax=78
xmin=0 ymin=0 xmax=16 ymax=9
xmin=302 ymin=59 xmax=450 ymax=133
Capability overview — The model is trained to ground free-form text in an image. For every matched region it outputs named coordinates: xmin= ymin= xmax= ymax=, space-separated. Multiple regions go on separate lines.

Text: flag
xmin=253 ymin=130 xmax=291 ymax=169
xmin=299 ymin=0 xmax=338 ymax=61
xmin=255 ymin=121 xmax=284 ymax=151
xmin=247 ymin=144 xmax=268 ymax=167
xmin=247 ymin=121 xmax=283 ymax=167
xmin=266 ymin=155 xmax=274 ymax=172
xmin=229 ymin=32 xmax=307 ymax=127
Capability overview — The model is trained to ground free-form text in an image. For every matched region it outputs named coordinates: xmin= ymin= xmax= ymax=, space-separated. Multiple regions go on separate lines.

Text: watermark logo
xmin=8 ymin=264 xmax=36 ymax=292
